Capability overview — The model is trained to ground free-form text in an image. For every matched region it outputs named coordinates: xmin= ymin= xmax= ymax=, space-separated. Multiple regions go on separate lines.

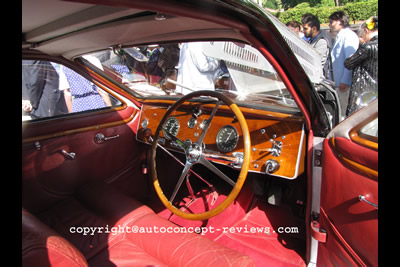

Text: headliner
xmin=22 ymin=0 xmax=249 ymax=59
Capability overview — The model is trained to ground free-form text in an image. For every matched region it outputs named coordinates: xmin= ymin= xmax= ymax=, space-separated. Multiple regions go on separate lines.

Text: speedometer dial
xmin=216 ymin=125 xmax=239 ymax=152
xmin=163 ymin=117 xmax=180 ymax=140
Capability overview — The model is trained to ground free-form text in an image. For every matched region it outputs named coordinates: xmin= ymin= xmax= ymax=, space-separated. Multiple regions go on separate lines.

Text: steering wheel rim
xmin=150 ymin=90 xmax=251 ymax=221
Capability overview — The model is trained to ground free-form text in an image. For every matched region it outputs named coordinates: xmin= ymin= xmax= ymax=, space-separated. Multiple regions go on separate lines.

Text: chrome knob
xmin=265 ymin=159 xmax=279 ymax=174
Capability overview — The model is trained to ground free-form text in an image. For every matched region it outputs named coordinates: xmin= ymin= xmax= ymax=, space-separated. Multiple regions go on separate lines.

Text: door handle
xmin=358 ymin=195 xmax=378 ymax=209
xmin=61 ymin=149 xmax=76 ymax=160
xmin=94 ymin=133 xmax=120 ymax=144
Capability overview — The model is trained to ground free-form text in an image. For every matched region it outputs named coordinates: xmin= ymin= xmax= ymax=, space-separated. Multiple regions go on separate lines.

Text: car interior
xmin=22 ymin=0 xmax=377 ymax=266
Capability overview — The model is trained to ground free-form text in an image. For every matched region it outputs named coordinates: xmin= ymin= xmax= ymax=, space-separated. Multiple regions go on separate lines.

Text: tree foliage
xmin=274 ymin=0 xmax=375 ymax=10
xmin=273 ymin=0 xmax=377 ymax=24
xmin=262 ymin=0 xmax=279 ymax=9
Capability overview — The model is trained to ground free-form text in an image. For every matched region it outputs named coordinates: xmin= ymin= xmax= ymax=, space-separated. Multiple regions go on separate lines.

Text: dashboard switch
xmin=265 ymin=159 xmax=279 ymax=174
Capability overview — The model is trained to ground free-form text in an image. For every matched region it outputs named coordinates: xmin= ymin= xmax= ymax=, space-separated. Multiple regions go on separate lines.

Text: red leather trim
xmin=333 ymin=137 xmax=378 ymax=172
xmin=22 ymin=106 xmax=138 ymax=142
xmin=328 ymin=138 xmax=377 ymax=180
xmin=319 ymin=139 xmax=378 ymax=266
xmin=319 ymin=208 xmax=366 ymax=267
xmin=22 ymin=122 xmax=149 ymax=210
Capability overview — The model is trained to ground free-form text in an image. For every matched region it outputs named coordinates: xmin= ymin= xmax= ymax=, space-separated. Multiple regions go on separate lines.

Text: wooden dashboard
xmin=136 ymin=100 xmax=306 ymax=179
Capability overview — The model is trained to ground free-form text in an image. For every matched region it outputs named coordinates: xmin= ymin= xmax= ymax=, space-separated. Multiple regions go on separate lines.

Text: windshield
xmin=81 ymin=41 xmax=300 ymax=113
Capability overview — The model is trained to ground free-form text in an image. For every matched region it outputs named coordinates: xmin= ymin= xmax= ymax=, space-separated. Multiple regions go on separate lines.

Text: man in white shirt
xmin=329 ymin=11 xmax=359 ymax=118
xmin=176 ymin=42 xmax=221 ymax=94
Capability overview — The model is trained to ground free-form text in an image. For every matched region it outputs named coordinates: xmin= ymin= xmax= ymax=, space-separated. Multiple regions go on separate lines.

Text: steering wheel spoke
xmin=198 ymin=156 xmax=236 ymax=186
xmin=169 ymin=162 xmax=192 ymax=203
xmin=195 ymin=101 xmax=220 ymax=146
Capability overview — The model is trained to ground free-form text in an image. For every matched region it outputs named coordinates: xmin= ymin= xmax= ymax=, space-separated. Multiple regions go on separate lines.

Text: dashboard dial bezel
xmin=162 ymin=116 xmax=180 ymax=140
xmin=216 ymin=125 xmax=239 ymax=152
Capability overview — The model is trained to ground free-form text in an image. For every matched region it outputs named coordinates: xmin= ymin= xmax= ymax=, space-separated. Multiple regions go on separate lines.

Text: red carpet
xmin=150 ymin=182 xmax=306 ymax=266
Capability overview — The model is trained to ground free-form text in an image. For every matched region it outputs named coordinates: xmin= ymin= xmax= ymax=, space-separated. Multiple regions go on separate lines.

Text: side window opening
xmin=22 ymin=59 xmax=121 ymax=121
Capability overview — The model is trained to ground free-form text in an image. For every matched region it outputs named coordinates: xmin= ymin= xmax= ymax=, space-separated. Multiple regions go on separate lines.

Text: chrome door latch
xmin=94 ymin=133 xmax=120 ymax=144
xmin=61 ymin=149 xmax=75 ymax=160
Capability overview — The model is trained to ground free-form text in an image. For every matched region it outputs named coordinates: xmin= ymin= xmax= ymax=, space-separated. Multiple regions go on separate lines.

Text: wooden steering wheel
xmin=150 ymin=90 xmax=251 ymax=220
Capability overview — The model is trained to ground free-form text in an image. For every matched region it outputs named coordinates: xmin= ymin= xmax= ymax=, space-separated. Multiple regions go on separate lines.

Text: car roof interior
xmin=22 ymin=0 xmax=249 ymax=59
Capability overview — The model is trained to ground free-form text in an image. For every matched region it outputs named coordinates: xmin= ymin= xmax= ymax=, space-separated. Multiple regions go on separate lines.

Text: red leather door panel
xmin=22 ymin=105 xmax=150 ymax=213
xmin=317 ymin=136 xmax=378 ymax=266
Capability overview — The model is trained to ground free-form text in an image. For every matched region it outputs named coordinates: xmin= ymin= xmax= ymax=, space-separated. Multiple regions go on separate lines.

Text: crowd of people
xmin=287 ymin=12 xmax=378 ymax=119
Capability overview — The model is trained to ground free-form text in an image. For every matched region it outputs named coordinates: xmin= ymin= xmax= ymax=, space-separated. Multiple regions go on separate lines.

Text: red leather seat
xmin=23 ymin=182 xmax=255 ymax=266
xmin=22 ymin=208 xmax=88 ymax=267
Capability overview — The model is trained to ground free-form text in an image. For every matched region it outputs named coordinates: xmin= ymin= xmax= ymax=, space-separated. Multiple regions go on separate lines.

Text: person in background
xmin=286 ymin=20 xmax=305 ymax=39
xmin=328 ymin=11 xmax=359 ymax=118
xmin=59 ymin=55 xmax=111 ymax=113
xmin=157 ymin=44 xmax=180 ymax=92
xmin=146 ymin=45 xmax=164 ymax=79
xmin=22 ymin=60 xmax=68 ymax=120
xmin=344 ymin=16 xmax=378 ymax=117
xmin=176 ymin=42 xmax=221 ymax=94
xmin=301 ymin=14 xmax=333 ymax=80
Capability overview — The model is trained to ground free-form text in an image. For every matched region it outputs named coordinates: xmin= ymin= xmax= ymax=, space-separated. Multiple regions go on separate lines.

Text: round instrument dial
xmin=163 ymin=117 xmax=180 ymax=140
xmin=187 ymin=117 xmax=197 ymax=128
xmin=216 ymin=125 xmax=239 ymax=152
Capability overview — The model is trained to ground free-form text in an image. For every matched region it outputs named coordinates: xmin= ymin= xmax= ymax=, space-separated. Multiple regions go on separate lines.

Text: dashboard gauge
xmin=163 ymin=117 xmax=180 ymax=140
xmin=141 ymin=118 xmax=149 ymax=128
xmin=216 ymin=125 xmax=239 ymax=152
xmin=187 ymin=117 xmax=197 ymax=128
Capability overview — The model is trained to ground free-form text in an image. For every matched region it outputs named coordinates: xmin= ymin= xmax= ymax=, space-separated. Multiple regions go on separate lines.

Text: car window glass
xmin=22 ymin=60 xmax=121 ymax=121
xmin=83 ymin=41 xmax=300 ymax=113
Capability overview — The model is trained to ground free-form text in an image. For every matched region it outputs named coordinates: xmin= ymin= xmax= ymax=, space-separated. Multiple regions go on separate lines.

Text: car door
xmin=22 ymin=58 xmax=149 ymax=213
xmin=311 ymin=99 xmax=378 ymax=266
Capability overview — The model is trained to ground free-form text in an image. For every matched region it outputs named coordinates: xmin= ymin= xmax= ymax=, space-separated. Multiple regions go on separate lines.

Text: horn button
xmin=186 ymin=143 xmax=202 ymax=163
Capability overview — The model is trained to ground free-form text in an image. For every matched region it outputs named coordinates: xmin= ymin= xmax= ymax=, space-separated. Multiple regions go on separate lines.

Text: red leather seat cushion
xmin=32 ymin=182 xmax=255 ymax=266
xmin=22 ymin=208 xmax=88 ymax=267
xmin=120 ymin=212 xmax=254 ymax=266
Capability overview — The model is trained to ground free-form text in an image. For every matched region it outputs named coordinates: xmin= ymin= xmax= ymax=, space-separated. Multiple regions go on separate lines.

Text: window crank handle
xmin=94 ymin=133 xmax=120 ymax=144
xmin=61 ymin=149 xmax=75 ymax=160
xmin=358 ymin=195 xmax=378 ymax=209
